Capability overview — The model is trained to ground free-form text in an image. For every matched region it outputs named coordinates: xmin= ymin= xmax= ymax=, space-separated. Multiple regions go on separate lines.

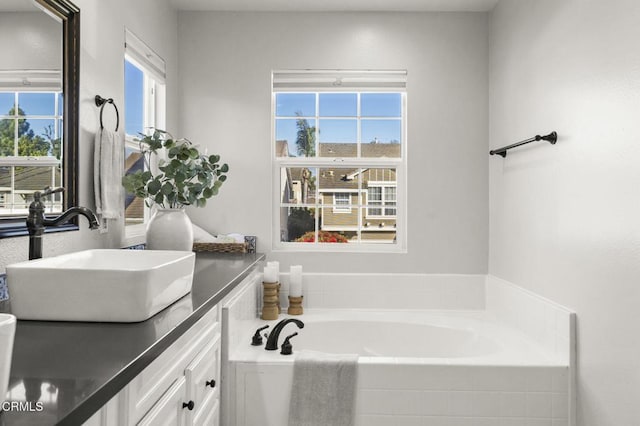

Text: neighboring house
xmin=124 ymin=151 xmax=144 ymax=223
xmin=318 ymin=143 xmax=399 ymax=242
xmin=278 ymin=140 xmax=399 ymax=242
xmin=0 ymin=165 xmax=61 ymax=211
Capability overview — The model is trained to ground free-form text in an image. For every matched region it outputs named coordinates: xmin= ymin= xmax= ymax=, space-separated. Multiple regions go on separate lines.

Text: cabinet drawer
xmin=194 ymin=397 xmax=219 ymax=426
xmin=186 ymin=334 xmax=221 ymax=424
xmin=137 ymin=376 xmax=188 ymax=426
xmin=128 ymin=306 xmax=219 ymax=424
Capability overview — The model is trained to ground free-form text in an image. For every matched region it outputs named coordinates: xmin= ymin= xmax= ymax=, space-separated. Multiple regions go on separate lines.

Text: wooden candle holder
xmin=287 ymin=295 xmax=303 ymax=315
xmin=277 ymin=283 xmax=282 ymax=314
xmin=261 ymin=282 xmax=280 ymax=320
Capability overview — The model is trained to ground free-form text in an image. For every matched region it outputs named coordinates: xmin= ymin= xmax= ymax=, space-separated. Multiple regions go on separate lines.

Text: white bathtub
xmin=272 ymin=310 xmax=558 ymax=362
xmin=229 ymin=310 xmax=570 ymax=426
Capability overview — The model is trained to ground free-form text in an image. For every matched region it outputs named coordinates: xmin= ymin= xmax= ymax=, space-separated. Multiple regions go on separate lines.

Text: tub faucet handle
xmin=280 ymin=332 xmax=298 ymax=355
xmin=251 ymin=325 xmax=270 ymax=346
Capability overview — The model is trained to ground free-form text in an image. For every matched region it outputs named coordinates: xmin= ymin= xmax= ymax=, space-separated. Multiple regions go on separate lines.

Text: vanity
xmin=0 ymin=252 xmax=264 ymax=426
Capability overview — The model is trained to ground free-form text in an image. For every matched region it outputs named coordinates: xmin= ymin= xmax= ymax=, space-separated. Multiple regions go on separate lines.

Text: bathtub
xmin=228 ymin=310 xmax=571 ymax=426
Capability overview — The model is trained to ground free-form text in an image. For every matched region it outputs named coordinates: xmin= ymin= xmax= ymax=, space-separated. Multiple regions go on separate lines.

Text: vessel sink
xmin=6 ymin=249 xmax=196 ymax=322
xmin=0 ymin=314 xmax=16 ymax=407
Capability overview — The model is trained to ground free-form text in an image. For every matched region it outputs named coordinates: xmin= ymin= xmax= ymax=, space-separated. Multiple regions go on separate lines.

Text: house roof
xmin=0 ymin=166 xmax=60 ymax=192
xmin=125 ymin=195 xmax=144 ymax=220
xmin=319 ymin=142 xmax=400 ymax=158
xmin=317 ymin=143 xmax=398 ymax=190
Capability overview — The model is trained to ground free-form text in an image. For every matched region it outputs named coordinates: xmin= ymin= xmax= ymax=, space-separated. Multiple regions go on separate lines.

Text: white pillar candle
xmin=263 ymin=265 xmax=277 ymax=283
xmin=267 ymin=261 xmax=280 ymax=282
xmin=289 ymin=265 xmax=303 ymax=297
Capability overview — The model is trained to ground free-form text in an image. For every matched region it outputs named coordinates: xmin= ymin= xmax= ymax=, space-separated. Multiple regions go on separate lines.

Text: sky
xmin=125 ymin=59 xmax=144 ymax=136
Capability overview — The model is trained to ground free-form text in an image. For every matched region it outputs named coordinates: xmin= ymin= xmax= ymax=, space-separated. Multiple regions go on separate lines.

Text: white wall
xmin=0 ymin=0 xmax=178 ymax=273
xmin=178 ymin=11 xmax=489 ymax=273
xmin=489 ymin=1 xmax=640 ymax=425
xmin=0 ymin=12 xmax=60 ymax=71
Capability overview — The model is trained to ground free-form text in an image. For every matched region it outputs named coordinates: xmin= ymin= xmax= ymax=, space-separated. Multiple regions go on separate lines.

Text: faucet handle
xmin=34 ymin=186 xmax=64 ymax=201
xmin=280 ymin=332 xmax=298 ymax=356
xmin=251 ymin=325 xmax=270 ymax=346
xmin=42 ymin=186 xmax=64 ymax=197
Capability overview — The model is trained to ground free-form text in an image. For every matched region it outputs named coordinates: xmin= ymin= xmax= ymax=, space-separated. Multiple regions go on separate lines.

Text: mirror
xmin=0 ymin=0 xmax=79 ymax=237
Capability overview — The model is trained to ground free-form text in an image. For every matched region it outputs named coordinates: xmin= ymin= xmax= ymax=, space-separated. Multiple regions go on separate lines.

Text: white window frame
xmin=366 ymin=182 xmax=397 ymax=219
xmin=271 ymin=70 xmax=407 ymax=253
xmin=122 ymin=30 xmax=166 ymax=247
xmin=0 ymin=79 xmax=63 ymax=216
xmin=332 ymin=193 xmax=352 ymax=213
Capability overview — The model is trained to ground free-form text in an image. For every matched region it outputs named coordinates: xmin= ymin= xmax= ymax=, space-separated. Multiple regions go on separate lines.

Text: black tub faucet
xmin=26 ymin=187 xmax=100 ymax=260
xmin=265 ymin=318 xmax=304 ymax=351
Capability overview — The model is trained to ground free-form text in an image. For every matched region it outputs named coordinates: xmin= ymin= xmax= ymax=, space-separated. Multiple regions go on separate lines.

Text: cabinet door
xmin=186 ymin=334 xmax=221 ymax=425
xmin=138 ymin=377 xmax=189 ymax=426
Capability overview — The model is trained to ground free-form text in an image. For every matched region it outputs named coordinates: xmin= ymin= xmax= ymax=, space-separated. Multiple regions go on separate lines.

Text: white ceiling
xmin=170 ymin=0 xmax=500 ymax=12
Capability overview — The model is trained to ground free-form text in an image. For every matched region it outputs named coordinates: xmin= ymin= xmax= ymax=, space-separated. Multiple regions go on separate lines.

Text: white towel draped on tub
xmin=288 ymin=350 xmax=359 ymax=426
xmin=94 ymin=128 xmax=124 ymax=219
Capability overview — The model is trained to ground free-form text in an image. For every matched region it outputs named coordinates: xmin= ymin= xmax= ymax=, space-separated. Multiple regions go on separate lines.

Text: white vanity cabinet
xmin=84 ymin=269 xmax=259 ymax=426
xmin=83 ymin=305 xmax=221 ymax=426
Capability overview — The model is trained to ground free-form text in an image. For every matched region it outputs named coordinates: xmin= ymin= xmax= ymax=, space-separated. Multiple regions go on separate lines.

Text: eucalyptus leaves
xmin=122 ymin=130 xmax=228 ymax=208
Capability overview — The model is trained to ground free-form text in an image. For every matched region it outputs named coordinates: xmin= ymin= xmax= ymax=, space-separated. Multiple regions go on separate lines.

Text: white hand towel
xmin=288 ymin=350 xmax=358 ymax=426
xmin=94 ymin=128 xmax=124 ymax=219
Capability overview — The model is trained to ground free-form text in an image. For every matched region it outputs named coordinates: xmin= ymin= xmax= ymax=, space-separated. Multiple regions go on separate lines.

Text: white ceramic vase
xmin=146 ymin=208 xmax=194 ymax=251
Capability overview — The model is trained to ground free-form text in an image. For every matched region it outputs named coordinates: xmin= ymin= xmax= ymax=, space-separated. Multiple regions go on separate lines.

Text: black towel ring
xmin=94 ymin=95 xmax=119 ymax=132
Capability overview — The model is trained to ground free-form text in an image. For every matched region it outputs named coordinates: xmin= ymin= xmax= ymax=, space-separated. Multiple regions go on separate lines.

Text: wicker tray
xmin=192 ymin=242 xmax=248 ymax=253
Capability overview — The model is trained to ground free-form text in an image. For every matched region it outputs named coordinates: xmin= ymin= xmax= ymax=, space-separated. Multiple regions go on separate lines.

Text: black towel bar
xmin=95 ymin=95 xmax=120 ymax=132
xmin=490 ymin=131 xmax=557 ymax=158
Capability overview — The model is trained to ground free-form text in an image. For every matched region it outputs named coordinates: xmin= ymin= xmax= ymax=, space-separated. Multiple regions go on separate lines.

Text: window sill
xmin=121 ymin=222 xmax=147 ymax=248
xmin=272 ymin=243 xmax=406 ymax=254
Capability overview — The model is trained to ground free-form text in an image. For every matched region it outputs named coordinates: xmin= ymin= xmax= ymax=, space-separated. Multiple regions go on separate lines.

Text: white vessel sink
xmin=6 ymin=249 xmax=196 ymax=322
xmin=0 ymin=314 xmax=16 ymax=408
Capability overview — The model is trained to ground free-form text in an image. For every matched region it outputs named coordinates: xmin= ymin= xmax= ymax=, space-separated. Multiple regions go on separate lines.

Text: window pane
xmin=319 ymin=93 xmax=356 ymax=117
xmin=125 ymin=60 xmax=144 ymax=136
xmin=319 ymin=119 xmax=357 ymax=142
xmin=275 ymin=118 xmax=316 ymax=157
xmin=0 ymin=94 xmax=14 ymax=115
xmin=361 ymin=93 xmax=401 ymax=117
xmin=280 ymin=166 xmax=317 ymax=205
xmin=318 ymin=167 xmax=359 ymax=203
xmin=18 ymin=119 xmax=55 ymax=156
xmin=281 ymin=207 xmax=316 ymax=242
xmin=13 ymin=166 xmax=60 ymax=211
xmin=368 ymin=186 xmax=382 ymax=202
xmin=361 ymin=207 xmax=396 ymax=244
xmin=18 ymin=93 xmax=55 ymax=116
xmin=125 ymin=146 xmax=145 ymax=226
xmin=361 ymin=119 xmax=401 ymax=154
xmin=275 ymin=93 xmax=315 ymax=117
xmin=0 ymin=167 xmax=10 ymax=210
xmin=0 ymin=118 xmax=15 ymax=156
xmin=58 ymin=93 xmax=64 ymax=115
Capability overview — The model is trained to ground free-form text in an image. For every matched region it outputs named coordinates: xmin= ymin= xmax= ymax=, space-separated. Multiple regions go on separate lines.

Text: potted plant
xmin=122 ymin=130 xmax=229 ymax=250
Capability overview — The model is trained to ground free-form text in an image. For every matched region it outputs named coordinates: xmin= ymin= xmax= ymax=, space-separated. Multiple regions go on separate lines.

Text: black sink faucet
xmin=265 ymin=318 xmax=304 ymax=351
xmin=26 ymin=187 xmax=100 ymax=260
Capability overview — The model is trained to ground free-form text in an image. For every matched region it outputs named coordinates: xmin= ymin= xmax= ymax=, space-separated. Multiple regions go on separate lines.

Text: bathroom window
xmin=123 ymin=29 xmax=166 ymax=246
xmin=273 ymin=70 xmax=406 ymax=251
xmin=0 ymin=89 xmax=63 ymax=216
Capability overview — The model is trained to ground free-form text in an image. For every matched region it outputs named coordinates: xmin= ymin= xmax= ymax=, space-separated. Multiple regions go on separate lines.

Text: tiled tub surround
xmin=226 ymin=273 xmax=575 ymax=426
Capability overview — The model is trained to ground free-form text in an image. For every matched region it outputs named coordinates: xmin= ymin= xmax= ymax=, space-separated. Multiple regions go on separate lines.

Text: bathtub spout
xmin=265 ymin=318 xmax=304 ymax=351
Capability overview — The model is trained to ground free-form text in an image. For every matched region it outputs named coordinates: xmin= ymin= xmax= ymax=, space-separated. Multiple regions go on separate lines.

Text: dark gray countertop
xmin=0 ymin=252 xmax=264 ymax=426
